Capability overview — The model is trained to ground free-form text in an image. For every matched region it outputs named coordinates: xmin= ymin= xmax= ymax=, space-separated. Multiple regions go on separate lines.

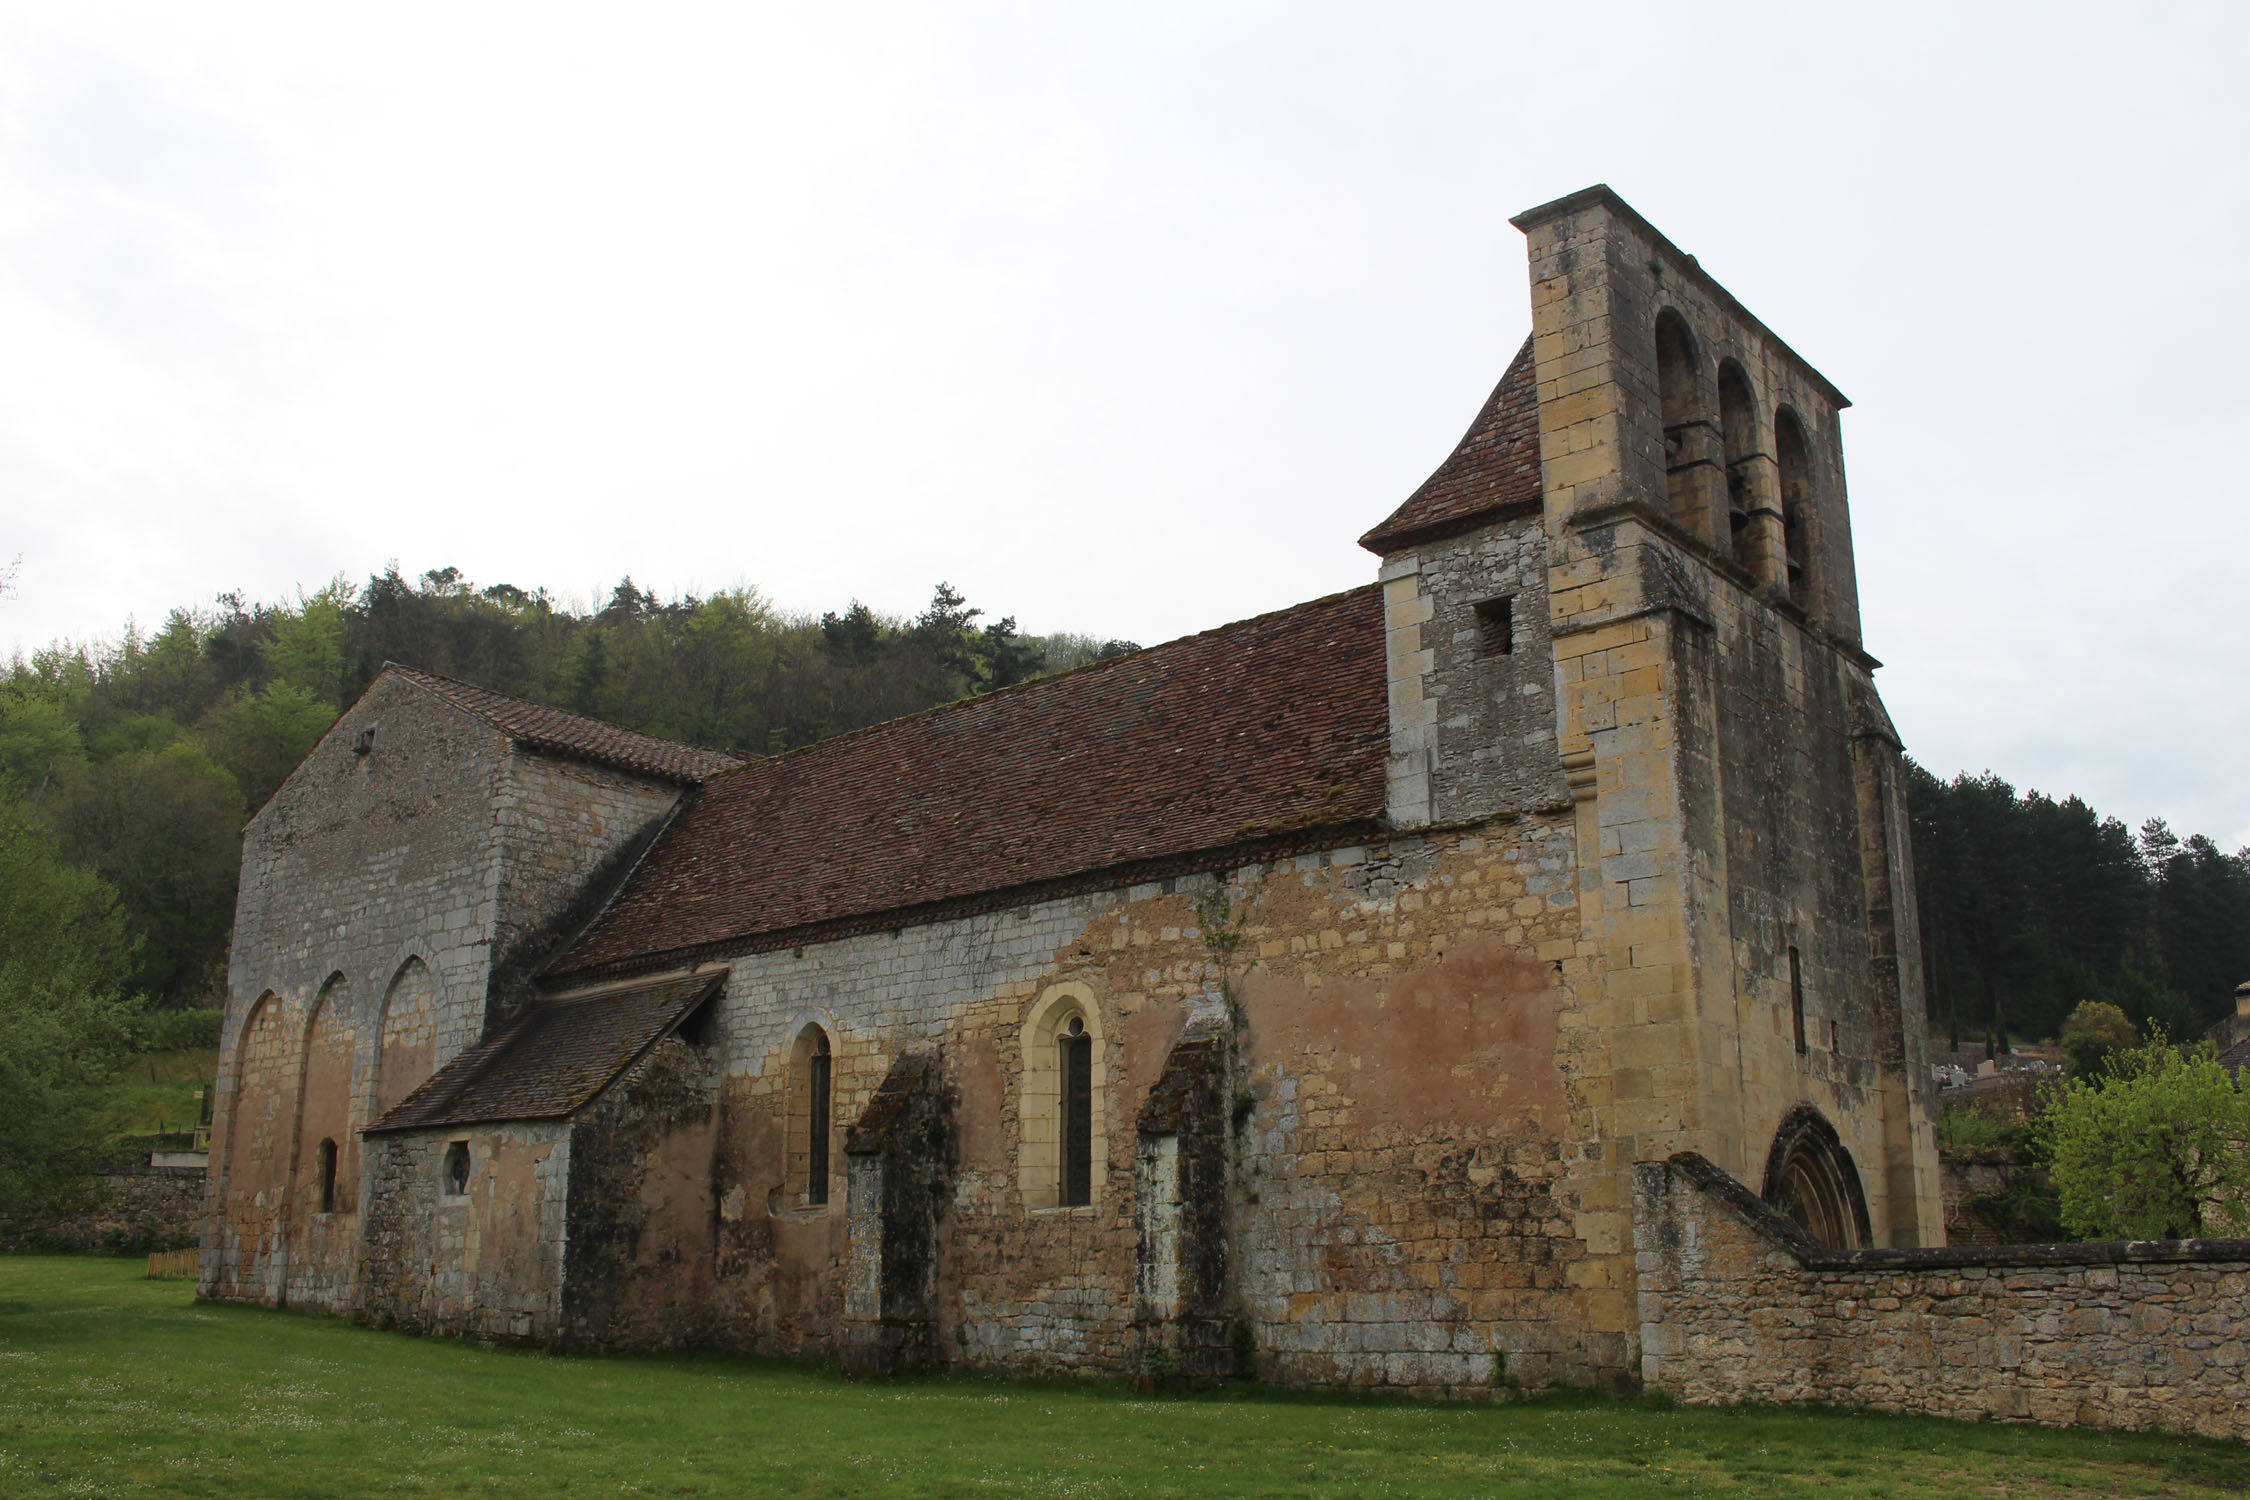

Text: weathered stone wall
xmin=840 ymin=1052 xmax=951 ymax=1377
xmin=486 ymin=750 xmax=682 ymax=1027
xmin=557 ymin=812 xmax=1638 ymax=1392
xmin=1132 ymin=1025 xmax=1234 ymax=1384
xmin=357 ymin=1122 xmax=571 ymax=1342
xmin=282 ymin=977 xmax=361 ymax=1310
xmin=1941 ymin=1147 xmax=2038 ymax=1245
xmin=561 ymin=1036 xmax=723 ymax=1350
xmin=1515 ymin=189 xmax=1940 ymax=1249
xmin=1378 ymin=509 xmax=1568 ymax=827
xmin=0 ymin=1163 xmax=205 ymax=1253
xmin=1635 ymin=1154 xmax=2250 ymax=1441
xmin=207 ymin=672 xmax=688 ymax=1314
xmin=1682 ymin=545 xmax=1937 ymax=1240
xmin=208 ymin=678 xmax=513 ymax=1305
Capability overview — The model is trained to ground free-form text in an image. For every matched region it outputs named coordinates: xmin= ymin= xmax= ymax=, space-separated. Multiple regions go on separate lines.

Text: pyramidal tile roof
xmin=550 ymin=585 xmax=1388 ymax=979
xmin=1359 ymin=336 xmax=1542 ymax=554
xmin=394 ymin=666 xmax=744 ymax=783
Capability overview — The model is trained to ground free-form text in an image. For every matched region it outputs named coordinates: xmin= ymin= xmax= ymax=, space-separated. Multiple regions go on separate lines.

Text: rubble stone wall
xmin=357 ymin=1123 xmax=571 ymax=1342
xmin=561 ymin=1038 xmax=723 ymax=1350
xmin=1635 ymin=1154 xmax=2250 ymax=1441
xmin=207 ymin=673 xmax=687 ymax=1313
xmin=0 ymin=1164 xmax=204 ymax=1253
xmin=207 ymin=680 xmax=513 ymax=1305
xmin=559 ymin=813 xmax=1634 ymax=1392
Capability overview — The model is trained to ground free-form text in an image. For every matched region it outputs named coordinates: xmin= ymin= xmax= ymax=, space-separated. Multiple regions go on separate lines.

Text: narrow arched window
xmin=1655 ymin=311 xmax=1716 ymax=542
xmin=1060 ymin=1016 xmax=1092 ymax=1208
xmin=1717 ymin=361 xmax=1758 ymax=572
xmin=1019 ymin=985 xmax=1106 ymax=1210
xmin=317 ymin=1138 xmax=338 ymax=1214
xmin=788 ymin=1025 xmax=833 ymax=1208
xmin=806 ymin=1031 xmax=832 ymax=1206
xmin=1775 ymin=407 xmax=1816 ymax=606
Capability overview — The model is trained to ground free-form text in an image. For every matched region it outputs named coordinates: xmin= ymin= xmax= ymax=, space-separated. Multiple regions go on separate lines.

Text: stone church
xmin=204 ymin=186 xmax=1942 ymax=1392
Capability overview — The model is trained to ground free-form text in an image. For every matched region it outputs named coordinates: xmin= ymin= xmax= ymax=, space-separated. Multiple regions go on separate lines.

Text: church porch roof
xmin=366 ymin=972 xmax=723 ymax=1134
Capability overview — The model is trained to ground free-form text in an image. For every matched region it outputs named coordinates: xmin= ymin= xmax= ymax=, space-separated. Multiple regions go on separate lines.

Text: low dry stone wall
xmin=1635 ymin=1154 xmax=2250 ymax=1441
xmin=0 ymin=1161 xmax=205 ymax=1254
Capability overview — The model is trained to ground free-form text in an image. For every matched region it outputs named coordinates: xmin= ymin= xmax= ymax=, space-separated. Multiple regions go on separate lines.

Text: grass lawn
xmin=1 ymin=1256 xmax=2242 ymax=1499
xmin=100 ymin=1048 xmax=218 ymax=1139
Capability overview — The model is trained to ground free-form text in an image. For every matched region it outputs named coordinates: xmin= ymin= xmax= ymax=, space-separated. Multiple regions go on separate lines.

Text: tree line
xmin=1907 ymin=764 xmax=2250 ymax=1050
xmin=3 ymin=563 xmax=2244 ymax=1038
xmin=0 ymin=567 xmax=1136 ymax=1007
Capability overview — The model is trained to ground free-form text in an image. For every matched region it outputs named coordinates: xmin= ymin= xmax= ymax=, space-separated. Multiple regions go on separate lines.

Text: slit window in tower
xmin=1791 ymin=947 xmax=1808 ymax=1055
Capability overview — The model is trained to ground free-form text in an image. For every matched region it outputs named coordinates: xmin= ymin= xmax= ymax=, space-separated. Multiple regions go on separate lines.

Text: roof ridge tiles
xmin=390 ymin=663 xmax=744 ymax=783
xmin=1359 ymin=336 xmax=1541 ymax=555
xmin=550 ymin=584 xmax=1390 ymax=975
xmin=694 ymin=580 xmax=1387 ymax=787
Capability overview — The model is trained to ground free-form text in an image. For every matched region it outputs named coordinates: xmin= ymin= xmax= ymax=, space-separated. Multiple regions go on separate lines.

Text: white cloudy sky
xmin=1 ymin=2 xmax=2244 ymax=847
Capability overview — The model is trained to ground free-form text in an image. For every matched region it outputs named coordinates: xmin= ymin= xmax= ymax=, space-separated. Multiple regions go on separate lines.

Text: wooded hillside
xmin=0 ymin=568 xmax=1135 ymax=1004
xmin=3 ymin=565 xmax=2244 ymax=1039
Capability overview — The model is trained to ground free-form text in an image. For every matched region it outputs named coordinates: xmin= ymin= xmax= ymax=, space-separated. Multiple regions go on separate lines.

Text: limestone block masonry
xmin=204 ymin=671 xmax=691 ymax=1312
xmin=562 ymin=820 xmax=1619 ymax=1391
xmin=1636 ymin=1156 xmax=2250 ymax=1441
xmin=358 ymin=1123 xmax=572 ymax=1341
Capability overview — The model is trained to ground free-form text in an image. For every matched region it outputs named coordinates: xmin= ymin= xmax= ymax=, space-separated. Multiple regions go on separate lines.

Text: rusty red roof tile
xmin=367 ymin=973 xmax=722 ymax=1133
xmin=551 ymin=585 xmax=1388 ymax=977
xmin=394 ymin=665 xmax=743 ymax=783
xmin=1359 ymin=337 xmax=1541 ymax=554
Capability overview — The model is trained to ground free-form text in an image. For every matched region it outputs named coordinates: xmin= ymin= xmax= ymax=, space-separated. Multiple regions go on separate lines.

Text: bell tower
xmin=1507 ymin=184 xmax=1938 ymax=1248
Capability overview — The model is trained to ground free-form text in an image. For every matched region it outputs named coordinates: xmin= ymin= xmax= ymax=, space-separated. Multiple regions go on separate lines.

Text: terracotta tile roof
xmin=1359 ymin=337 xmax=1542 ymax=554
xmin=551 ymin=585 xmax=1388 ymax=978
xmin=393 ymin=665 xmax=743 ymax=783
xmin=367 ymin=973 xmax=722 ymax=1133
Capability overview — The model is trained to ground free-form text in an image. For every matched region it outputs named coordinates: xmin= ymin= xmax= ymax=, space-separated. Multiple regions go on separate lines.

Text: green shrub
xmin=1935 ymin=1107 xmax=2016 ymax=1150
xmin=2046 ymin=1037 xmax=2250 ymax=1240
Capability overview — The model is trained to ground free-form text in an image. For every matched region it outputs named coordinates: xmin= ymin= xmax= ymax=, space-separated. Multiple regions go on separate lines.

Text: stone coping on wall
xmin=1662 ymin=1150 xmax=2250 ymax=1269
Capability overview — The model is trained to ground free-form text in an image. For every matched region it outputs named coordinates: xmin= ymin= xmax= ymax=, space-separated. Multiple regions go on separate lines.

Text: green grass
xmin=1 ymin=1257 xmax=2243 ymax=1498
xmin=99 ymin=1048 xmax=217 ymax=1139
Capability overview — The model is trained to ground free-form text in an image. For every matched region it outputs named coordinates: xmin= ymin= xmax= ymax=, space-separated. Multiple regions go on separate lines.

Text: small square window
xmin=1474 ymin=596 xmax=1515 ymax=656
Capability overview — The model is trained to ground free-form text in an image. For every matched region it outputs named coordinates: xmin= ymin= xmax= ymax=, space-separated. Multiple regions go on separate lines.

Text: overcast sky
xmin=2 ymin=2 xmax=2244 ymax=848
